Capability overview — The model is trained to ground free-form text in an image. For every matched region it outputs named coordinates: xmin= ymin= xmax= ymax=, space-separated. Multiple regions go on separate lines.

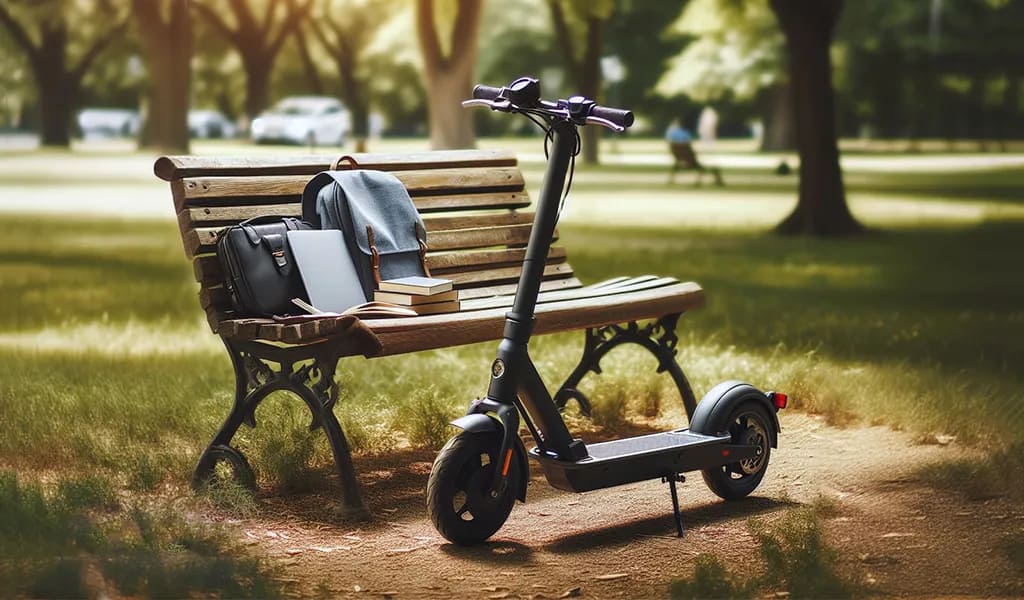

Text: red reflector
xmin=721 ymin=449 xmax=730 ymax=457
xmin=770 ymin=392 xmax=788 ymax=409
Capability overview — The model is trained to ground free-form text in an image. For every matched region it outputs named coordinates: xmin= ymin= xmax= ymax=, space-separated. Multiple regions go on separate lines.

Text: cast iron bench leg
xmin=192 ymin=337 xmax=370 ymax=520
xmin=553 ymin=313 xmax=699 ymax=420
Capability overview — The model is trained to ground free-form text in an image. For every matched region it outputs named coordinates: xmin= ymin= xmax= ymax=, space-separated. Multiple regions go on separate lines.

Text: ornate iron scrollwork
xmin=553 ymin=313 xmax=697 ymax=419
xmin=191 ymin=338 xmax=369 ymax=519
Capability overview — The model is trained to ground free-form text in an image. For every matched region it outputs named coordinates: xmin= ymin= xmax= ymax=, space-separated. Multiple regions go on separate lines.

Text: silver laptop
xmin=286 ymin=229 xmax=366 ymax=313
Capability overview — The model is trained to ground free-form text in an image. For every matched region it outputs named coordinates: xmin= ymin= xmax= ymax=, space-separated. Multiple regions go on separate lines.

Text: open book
xmin=272 ymin=298 xmax=418 ymax=323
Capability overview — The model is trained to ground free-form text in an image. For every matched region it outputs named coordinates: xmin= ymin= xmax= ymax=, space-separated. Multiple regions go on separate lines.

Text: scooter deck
xmin=529 ymin=429 xmax=748 ymax=493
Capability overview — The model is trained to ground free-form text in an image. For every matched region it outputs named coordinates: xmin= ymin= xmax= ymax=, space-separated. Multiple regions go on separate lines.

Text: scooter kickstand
xmin=662 ymin=474 xmax=686 ymax=538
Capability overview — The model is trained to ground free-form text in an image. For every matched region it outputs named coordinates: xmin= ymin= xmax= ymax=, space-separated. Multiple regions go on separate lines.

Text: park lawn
xmin=0 ymin=150 xmax=1021 ymax=594
xmin=0 ymin=155 xmax=1021 ymax=481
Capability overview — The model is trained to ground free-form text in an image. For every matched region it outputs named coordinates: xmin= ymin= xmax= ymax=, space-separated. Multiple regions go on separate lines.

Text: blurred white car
xmin=189 ymin=110 xmax=237 ymax=139
xmin=250 ymin=96 xmax=350 ymax=146
xmin=77 ymin=108 xmax=141 ymax=138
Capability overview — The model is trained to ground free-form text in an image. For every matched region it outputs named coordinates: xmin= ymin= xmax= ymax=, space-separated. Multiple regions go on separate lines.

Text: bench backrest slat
xmin=154 ymin=149 xmax=517 ymax=180
xmin=171 ymin=166 xmax=524 ymax=211
xmin=157 ymin=149 xmax=579 ymax=333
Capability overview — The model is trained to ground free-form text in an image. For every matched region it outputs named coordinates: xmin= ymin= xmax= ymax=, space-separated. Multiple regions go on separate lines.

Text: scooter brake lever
xmin=461 ymin=98 xmax=513 ymax=111
xmin=585 ymin=115 xmax=625 ymax=132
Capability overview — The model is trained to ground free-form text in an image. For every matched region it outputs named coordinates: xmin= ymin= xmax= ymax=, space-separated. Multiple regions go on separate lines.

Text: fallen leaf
xmin=559 ymin=587 xmax=582 ymax=598
xmin=596 ymin=573 xmax=628 ymax=581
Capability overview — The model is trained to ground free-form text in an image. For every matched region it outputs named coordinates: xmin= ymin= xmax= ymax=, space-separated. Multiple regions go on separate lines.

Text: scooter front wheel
xmin=426 ymin=431 xmax=519 ymax=545
xmin=702 ymin=401 xmax=773 ymax=500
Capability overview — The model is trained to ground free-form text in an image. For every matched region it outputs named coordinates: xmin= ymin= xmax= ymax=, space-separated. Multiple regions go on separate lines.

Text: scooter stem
xmin=505 ymin=119 xmax=577 ymax=329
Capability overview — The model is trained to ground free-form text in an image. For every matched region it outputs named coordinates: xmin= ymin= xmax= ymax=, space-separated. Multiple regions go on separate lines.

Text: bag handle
xmin=238 ymin=216 xmax=305 ymax=245
xmin=330 ymin=155 xmax=360 ymax=171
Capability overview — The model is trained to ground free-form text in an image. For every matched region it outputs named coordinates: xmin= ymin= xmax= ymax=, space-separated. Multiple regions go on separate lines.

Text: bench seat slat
xmin=154 ymin=149 xmax=517 ymax=181
xmin=197 ymin=261 xmax=575 ymax=318
xmin=461 ymin=276 xmax=678 ymax=311
xmin=214 ymin=280 xmax=705 ymax=349
xmin=172 ymin=167 xmax=524 ymax=210
xmin=370 ymin=281 xmax=705 ymax=355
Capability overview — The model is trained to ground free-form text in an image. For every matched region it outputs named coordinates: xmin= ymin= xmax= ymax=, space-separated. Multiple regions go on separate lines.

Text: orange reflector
xmin=501 ymin=448 xmax=513 ymax=476
xmin=771 ymin=392 xmax=788 ymax=409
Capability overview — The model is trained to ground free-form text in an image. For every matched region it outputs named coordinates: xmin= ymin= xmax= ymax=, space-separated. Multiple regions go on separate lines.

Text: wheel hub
xmin=738 ymin=418 xmax=768 ymax=475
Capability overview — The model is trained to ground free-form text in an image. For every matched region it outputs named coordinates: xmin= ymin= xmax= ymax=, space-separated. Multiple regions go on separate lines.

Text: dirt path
xmin=213 ymin=414 xmax=1023 ymax=598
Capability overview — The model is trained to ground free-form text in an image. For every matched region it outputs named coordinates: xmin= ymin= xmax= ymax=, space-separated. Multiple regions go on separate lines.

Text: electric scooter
xmin=425 ymin=77 xmax=787 ymax=545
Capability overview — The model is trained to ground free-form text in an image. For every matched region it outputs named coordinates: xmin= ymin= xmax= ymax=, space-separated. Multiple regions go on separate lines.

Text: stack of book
xmin=374 ymin=276 xmax=461 ymax=315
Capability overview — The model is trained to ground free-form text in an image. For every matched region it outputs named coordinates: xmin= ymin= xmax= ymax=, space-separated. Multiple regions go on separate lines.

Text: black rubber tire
xmin=426 ymin=432 xmax=519 ymax=545
xmin=702 ymin=402 xmax=773 ymax=501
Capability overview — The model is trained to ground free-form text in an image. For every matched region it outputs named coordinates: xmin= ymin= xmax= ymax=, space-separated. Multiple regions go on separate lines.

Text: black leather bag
xmin=216 ymin=216 xmax=312 ymax=316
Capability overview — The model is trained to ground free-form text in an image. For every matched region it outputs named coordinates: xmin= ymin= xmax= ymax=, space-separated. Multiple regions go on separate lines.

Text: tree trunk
xmin=578 ymin=16 xmax=604 ymax=165
xmin=135 ymin=0 xmax=192 ymax=153
xmin=243 ymin=55 xmax=273 ymax=121
xmin=36 ymin=69 xmax=75 ymax=147
xmin=760 ymin=82 xmax=796 ymax=151
xmin=32 ymin=28 xmax=74 ymax=147
xmin=294 ymin=27 xmax=324 ymax=95
xmin=1002 ymin=73 xmax=1020 ymax=146
xmin=416 ymin=0 xmax=481 ymax=150
xmin=770 ymin=0 xmax=862 ymax=236
xmin=424 ymin=64 xmax=476 ymax=149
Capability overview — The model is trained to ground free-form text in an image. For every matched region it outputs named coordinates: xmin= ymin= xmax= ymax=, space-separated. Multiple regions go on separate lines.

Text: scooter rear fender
xmin=689 ymin=381 xmax=781 ymax=447
xmin=450 ymin=414 xmax=529 ymax=502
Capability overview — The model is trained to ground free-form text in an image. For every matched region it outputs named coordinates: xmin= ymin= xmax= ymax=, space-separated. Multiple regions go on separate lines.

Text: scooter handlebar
xmin=468 ymin=80 xmax=634 ymax=131
xmin=590 ymin=105 xmax=634 ymax=129
xmin=472 ymin=84 xmax=504 ymax=101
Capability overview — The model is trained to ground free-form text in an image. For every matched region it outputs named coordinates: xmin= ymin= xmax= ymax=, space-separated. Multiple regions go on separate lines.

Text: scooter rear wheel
xmin=426 ymin=431 xmax=519 ymax=545
xmin=702 ymin=401 xmax=772 ymax=500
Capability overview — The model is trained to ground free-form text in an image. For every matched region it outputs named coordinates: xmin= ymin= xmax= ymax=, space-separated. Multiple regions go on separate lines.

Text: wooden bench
xmin=668 ymin=142 xmax=724 ymax=186
xmin=155 ymin=149 xmax=706 ymax=518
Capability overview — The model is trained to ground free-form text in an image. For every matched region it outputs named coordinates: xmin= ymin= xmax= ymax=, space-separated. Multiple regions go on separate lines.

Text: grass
xmin=0 ymin=471 xmax=279 ymax=598
xmin=917 ymin=443 xmax=1024 ymax=501
xmin=0 ymin=144 xmax=1021 ymax=519
xmin=669 ymin=496 xmax=852 ymax=600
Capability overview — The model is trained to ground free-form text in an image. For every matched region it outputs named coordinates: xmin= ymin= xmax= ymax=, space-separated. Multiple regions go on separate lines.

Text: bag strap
xmin=331 ymin=155 xmax=359 ymax=171
xmin=416 ymin=222 xmax=431 ymax=277
xmin=366 ymin=225 xmax=382 ymax=285
xmin=263 ymin=233 xmax=289 ymax=269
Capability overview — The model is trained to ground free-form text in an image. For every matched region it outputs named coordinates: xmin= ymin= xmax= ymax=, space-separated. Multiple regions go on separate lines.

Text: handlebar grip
xmin=472 ymin=85 xmax=503 ymax=101
xmin=590 ymin=105 xmax=634 ymax=129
